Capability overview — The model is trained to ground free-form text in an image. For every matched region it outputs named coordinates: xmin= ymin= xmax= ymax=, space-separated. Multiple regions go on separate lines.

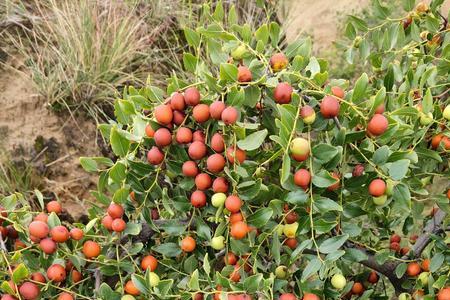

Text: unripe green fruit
xmin=211 ymin=193 xmax=227 ymax=207
xmin=231 ymin=44 xmax=247 ymax=60
xmin=290 ymin=137 xmax=309 ymax=156
xmin=275 ymin=266 xmax=287 ymax=279
xmin=399 ymin=293 xmax=411 ymax=300
xmin=443 ymin=104 xmax=450 ymax=120
xmin=149 ymin=272 xmax=160 ymax=287
xmin=386 ymin=180 xmax=394 ymax=196
xmin=418 ymin=272 xmax=429 ymax=285
xmin=255 ymin=166 xmax=265 ymax=177
xmin=122 ymin=296 xmax=136 ymax=300
xmin=419 ymin=112 xmax=433 ymax=125
xmin=211 ymin=236 xmax=225 ymax=250
xmin=373 ymin=195 xmax=387 ymax=206
xmin=353 ymin=36 xmax=362 ymax=48
xmin=283 ymin=222 xmax=298 ymax=238
xmin=331 ymin=273 xmax=347 ymax=290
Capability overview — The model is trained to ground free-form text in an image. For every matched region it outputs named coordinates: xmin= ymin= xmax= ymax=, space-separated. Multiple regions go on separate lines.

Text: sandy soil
xmin=0 ymin=59 xmax=98 ymax=219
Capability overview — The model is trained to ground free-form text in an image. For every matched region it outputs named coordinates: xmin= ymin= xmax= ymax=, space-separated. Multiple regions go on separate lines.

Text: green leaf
xmin=244 ymin=274 xmax=262 ymax=293
xmin=422 ymin=88 xmax=433 ymax=114
xmin=384 ymin=65 xmax=394 ymax=91
xmin=430 ymin=253 xmax=444 ymax=272
xmin=237 ymin=129 xmax=268 ymax=151
xmin=157 ymin=279 xmax=173 ymax=297
xmin=212 ymin=1 xmax=224 ymax=22
xmin=301 ymin=257 xmax=322 ymax=281
xmin=152 ymin=243 xmax=182 ymax=257
xmin=243 ymin=86 xmax=261 ymax=107
xmin=80 ymin=157 xmax=98 ymax=172
xmin=319 ymin=234 xmax=349 ymax=254
xmin=352 ymin=73 xmax=368 ymax=103
xmin=203 ymin=253 xmax=211 ymax=275
xmin=281 ymin=153 xmax=291 ymax=184
xmin=395 ymin=263 xmax=407 ymax=278
xmin=269 ymin=22 xmax=281 ymax=47
xmin=188 ymin=269 xmax=200 ymax=291
xmin=272 ymin=231 xmax=281 ymax=265
xmin=388 ymin=159 xmax=410 ymax=180
xmin=344 ymin=248 xmax=368 ymax=262
xmin=110 ymin=126 xmax=130 ymax=157
xmin=34 ymin=189 xmax=44 ymax=210
xmin=12 ymin=263 xmax=29 ymax=284
xmin=312 ymin=170 xmax=338 ymax=188
xmin=47 ymin=212 xmax=61 ymax=228
xmin=373 ymin=145 xmax=390 ymax=164
xmin=132 ymin=274 xmax=149 ymax=294
xmin=184 ymin=28 xmax=200 ymax=48
xmin=220 ymin=63 xmax=238 ymax=82
xmin=314 ymin=197 xmax=343 ymax=213
xmin=312 ymin=144 xmax=339 ymax=163
xmin=285 ymin=190 xmax=309 ymax=206
xmin=123 ymin=223 xmax=141 ymax=236
xmin=255 ymin=24 xmax=269 ymax=44
xmin=393 ymin=183 xmax=411 ymax=211
xmin=183 ymin=53 xmax=198 ymax=73
xmin=247 ymin=208 xmax=273 ymax=228
xmin=109 ymin=162 xmax=126 ymax=183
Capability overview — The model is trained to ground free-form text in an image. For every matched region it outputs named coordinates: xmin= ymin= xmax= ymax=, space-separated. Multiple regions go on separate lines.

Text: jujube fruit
xmin=19 ymin=282 xmax=40 ymax=300
xmin=154 ymin=104 xmax=173 ymax=125
xmin=31 ymin=272 xmax=46 ymax=283
xmin=237 ymin=66 xmax=252 ymax=82
xmin=195 ymin=173 xmax=212 ymax=190
xmin=390 ymin=234 xmax=401 ymax=243
xmin=285 ymin=211 xmax=298 ymax=224
xmin=147 ymin=147 xmax=164 ymax=165
xmin=230 ymin=221 xmax=248 ymax=239
xmin=111 ymin=218 xmax=126 ymax=232
xmin=124 ymin=280 xmax=140 ymax=296
xmin=229 ymin=212 xmax=243 ymax=224
xmin=303 ymin=293 xmax=320 ymax=300
xmin=28 ymin=221 xmax=49 ymax=239
xmin=368 ymin=179 xmax=386 ymax=197
xmin=102 ymin=215 xmax=113 ymax=230
xmin=172 ymin=110 xmax=185 ymax=125
xmin=225 ymin=195 xmax=242 ymax=213
xmin=211 ymin=133 xmax=225 ymax=152
xmin=182 ymin=161 xmax=199 ymax=177
xmin=145 ymin=124 xmax=155 ymax=138
xmin=290 ymin=137 xmax=309 ymax=157
xmin=176 ymin=127 xmax=193 ymax=144
xmin=320 ymin=96 xmax=340 ymax=118
xmin=284 ymin=238 xmax=297 ymax=249
xmin=34 ymin=212 xmax=48 ymax=223
xmin=180 ymin=236 xmax=196 ymax=252
xmin=211 ymin=236 xmax=225 ymax=250
xmin=279 ymin=293 xmax=296 ymax=300
xmin=352 ymin=164 xmax=364 ymax=177
xmin=226 ymin=146 xmax=246 ymax=164
xmin=141 ymin=255 xmax=158 ymax=271
xmin=70 ymin=228 xmax=83 ymax=240
xmin=367 ymin=114 xmax=388 ymax=136
xmin=294 ymin=169 xmax=311 ymax=189
xmin=50 ymin=225 xmax=70 ymax=243
xmin=191 ymin=190 xmax=207 ymax=208
xmin=213 ymin=177 xmax=229 ymax=193
xmin=193 ymin=104 xmax=210 ymax=123
xmin=47 ymin=201 xmax=62 ymax=214
xmin=188 ymin=141 xmax=207 ymax=160
xmin=82 ymin=240 xmax=101 ymax=258
xmin=327 ymin=172 xmax=340 ymax=191
xmin=224 ymin=252 xmax=237 ymax=265
xmin=170 ymin=92 xmax=185 ymax=111
xmin=57 ymin=293 xmax=74 ymax=300
xmin=71 ymin=269 xmax=82 ymax=283
xmin=154 ymin=128 xmax=172 ymax=147
xmin=221 ymin=107 xmax=239 ymax=125
xmin=352 ymin=282 xmax=364 ymax=295
xmin=331 ymin=86 xmax=345 ymax=99
xmin=368 ymin=271 xmax=378 ymax=283
xmin=107 ymin=203 xmax=124 ymax=219
xmin=270 ymin=53 xmax=288 ymax=72
xmin=437 ymin=288 xmax=450 ymax=300
xmin=421 ymin=259 xmax=430 ymax=271
xmin=210 ymin=101 xmax=226 ymax=120
xmin=300 ymin=105 xmax=316 ymax=124
xmin=390 ymin=242 xmax=400 ymax=252
xmin=331 ymin=273 xmax=347 ymax=290
xmin=192 ymin=130 xmax=205 ymax=143
xmin=207 ymin=154 xmax=226 ymax=173
xmin=184 ymin=87 xmax=201 ymax=106
xmin=406 ymin=262 xmax=421 ymax=276
xmin=230 ymin=265 xmax=241 ymax=282
xmin=273 ymin=82 xmax=293 ymax=104
xmin=39 ymin=238 xmax=57 ymax=254
xmin=47 ymin=264 xmax=66 ymax=282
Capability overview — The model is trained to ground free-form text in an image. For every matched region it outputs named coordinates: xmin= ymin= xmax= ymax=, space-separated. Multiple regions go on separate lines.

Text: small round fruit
xmin=231 ymin=44 xmax=247 ymax=60
xmin=270 ymin=53 xmax=288 ymax=72
xmin=176 ymin=127 xmax=193 ymax=144
xmin=102 ymin=215 xmax=113 ymax=231
xmin=154 ymin=104 xmax=173 ymax=125
xmin=70 ymin=228 xmax=83 ymax=240
xmin=147 ymin=147 xmax=164 ymax=165
xmin=420 ymin=112 xmax=433 ymax=125
xmin=443 ymin=104 xmax=450 ymax=120
xmin=367 ymin=114 xmax=388 ymax=136
xmin=226 ymin=146 xmax=246 ymax=164
xmin=225 ymin=195 xmax=242 ymax=213
xmin=148 ymin=272 xmax=160 ymax=287
xmin=400 ymin=247 xmax=410 ymax=255
xmin=124 ymin=280 xmax=140 ymax=296
xmin=211 ymin=133 xmax=225 ymax=153
xmin=211 ymin=236 xmax=225 ymax=250
xmin=213 ymin=177 xmax=229 ymax=193
xmin=195 ymin=173 xmax=212 ymax=190
xmin=390 ymin=242 xmax=400 ymax=252
xmin=373 ymin=195 xmax=387 ymax=206
xmin=279 ymin=293 xmax=296 ymax=300
xmin=180 ymin=236 xmax=196 ymax=252
xmin=230 ymin=265 xmax=241 ymax=282
xmin=327 ymin=172 xmax=340 ymax=191
xmin=290 ymin=137 xmax=309 ymax=157
xmin=273 ymin=82 xmax=293 ymax=104
xmin=39 ymin=238 xmax=57 ymax=254
xmin=47 ymin=264 xmax=66 ymax=282
xmin=368 ymin=271 xmax=379 ymax=283
xmin=122 ymin=295 xmax=136 ymax=300
xmin=112 ymin=218 xmax=126 ymax=232
xmin=207 ymin=154 xmax=226 ymax=173
xmin=184 ymin=87 xmax=200 ymax=106
xmin=303 ymin=293 xmax=320 ymax=300
xmin=28 ymin=221 xmax=49 ymax=239
xmin=51 ymin=225 xmax=70 ymax=243
xmin=352 ymin=282 xmax=364 ymax=295
xmin=221 ymin=107 xmax=239 ymax=125
xmin=210 ymin=101 xmax=226 ymax=120
xmin=31 ymin=272 xmax=46 ymax=283
xmin=82 ymin=240 xmax=101 ymax=258
xmin=172 ymin=110 xmax=185 ymax=125
xmin=406 ymin=262 xmax=421 ymax=276
xmin=224 ymin=252 xmax=238 ymax=265
xmin=211 ymin=193 xmax=227 ymax=207
xmin=192 ymin=130 xmax=205 ymax=143
xmin=421 ymin=259 xmax=430 ymax=271
xmin=34 ymin=212 xmax=48 ymax=223
xmin=418 ymin=272 xmax=429 ymax=285
xmin=275 ymin=266 xmax=287 ymax=279
xmin=229 ymin=212 xmax=243 ymax=224
xmin=19 ymin=282 xmax=40 ymax=300
xmin=193 ymin=104 xmax=210 ymax=123
xmin=300 ymin=105 xmax=316 ymax=124
xmin=170 ymin=92 xmax=185 ymax=111
xmin=331 ymin=274 xmax=347 ymax=290
xmin=320 ymin=96 xmax=340 ymax=118
xmin=437 ymin=288 xmax=450 ymax=300
xmin=375 ymin=103 xmax=385 ymax=114
xmin=284 ymin=238 xmax=297 ymax=249
xmin=182 ymin=161 xmax=199 ymax=177
xmin=237 ymin=66 xmax=252 ymax=82
xmin=108 ymin=203 xmax=124 ymax=219
xmin=58 ymin=292 xmax=74 ymax=300
xmin=154 ymin=128 xmax=172 ymax=147
xmin=71 ymin=269 xmax=82 ymax=283
xmin=190 ymin=190 xmax=207 ymax=208
xmin=230 ymin=221 xmax=248 ymax=240
xmin=369 ymin=179 xmax=386 ymax=197
xmin=285 ymin=211 xmax=298 ymax=224
xmin=352 ymin=164 xmax=364 ymax=177
xmin=331 ymin=86 xmax=345 ymax=99
xmin=294 ymin=169 xmax=311 ymax=188
xmin=188 ymin=141 xmax=207 ymax=160
xmin=145 ymin=124 xmax=155 ymax=138
xmin=398 ymin=293 xmax=410 ymax=300
xmin=141 ymin=255 xmax=158 ymax=271
xmin=47 ymin=201 xmax=62 ymax=214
